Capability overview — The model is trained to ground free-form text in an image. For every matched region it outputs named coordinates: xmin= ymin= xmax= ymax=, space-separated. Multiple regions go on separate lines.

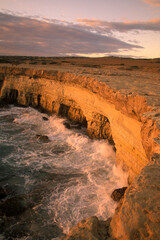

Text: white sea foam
xmin=0 ymin=106 xmax=128 ymax=237
xmin=45 ymin=117 xmax=128 ymax=233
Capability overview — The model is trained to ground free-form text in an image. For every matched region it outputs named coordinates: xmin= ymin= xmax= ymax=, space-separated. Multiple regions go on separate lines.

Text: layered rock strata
xmin=110 ymin=153 xmax=160 ymax=240
xmin=0 ymin=66 xmax=159 ymax=182
xmin=0 ymin=64 xmax=160 ymax=240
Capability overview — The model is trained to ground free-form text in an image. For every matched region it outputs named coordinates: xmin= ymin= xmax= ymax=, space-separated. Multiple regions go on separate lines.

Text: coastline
xmin=0 ymin=57 xmax=160 ymax=239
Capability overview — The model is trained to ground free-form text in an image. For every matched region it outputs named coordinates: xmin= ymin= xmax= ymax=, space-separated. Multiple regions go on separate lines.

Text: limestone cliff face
xmin=0 ymin=66 xmax=159 ymax=183
xmin=110 ymin=154 xmax=160 ymax=240
xmin=0 ymin=65 xmax=160 ymax=240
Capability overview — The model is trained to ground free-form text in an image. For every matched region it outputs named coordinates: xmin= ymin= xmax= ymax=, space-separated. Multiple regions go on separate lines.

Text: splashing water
xmin=0 ymin=106 xmax=128 ymax=239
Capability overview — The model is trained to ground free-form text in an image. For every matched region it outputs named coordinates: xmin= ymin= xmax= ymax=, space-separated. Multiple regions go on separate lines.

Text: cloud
xmin=0 ymin=12 xmax=141 ymax=56
xmin=76 ymin=18 xmax=160 ymax=33
xmin=142 ymin=0 xmax=160 ymax=7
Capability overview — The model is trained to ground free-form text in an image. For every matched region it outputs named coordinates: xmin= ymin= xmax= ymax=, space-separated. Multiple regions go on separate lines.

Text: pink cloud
xmin=0 ymin=13 xmax=141 ymax=56
xmin=142 ymin=0 xmax=160 ymax=7
xmin=76 ymin=18 xmax=160 ymax=32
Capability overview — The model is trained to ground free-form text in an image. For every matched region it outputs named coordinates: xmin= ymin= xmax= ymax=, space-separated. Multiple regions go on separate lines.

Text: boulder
xmin=63 ymin=121 xmax=71 ymax=129
xmin=4 ymin=223 xmax=30 ymax=239
xmin=0 ymin=186 xmax=7 ymax=200
xmin=61 ymin=216 xmax=113 ymax=240
xmin=0 ymin=195 xmax=31 ymax=217
xmin=36 ymin=134 xmax=50 ymax=142
xmin=111 ymin=187 xmax=127 ymax=202
xmin=42 ymin=116 xmax=49 ymax=121
xmin=0 ymin=100 xmax=9 ymax=108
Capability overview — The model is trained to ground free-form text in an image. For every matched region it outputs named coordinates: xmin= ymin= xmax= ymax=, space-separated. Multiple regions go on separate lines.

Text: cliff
xmin=110 ymin=153 xmax=160 ymax=240
xmin=0 ymin=57 xmax=160 ymax=239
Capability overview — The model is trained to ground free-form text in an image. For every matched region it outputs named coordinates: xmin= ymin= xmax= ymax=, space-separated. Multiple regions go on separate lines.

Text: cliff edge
xmin=0 ymin=57 xmax=160 ymax=239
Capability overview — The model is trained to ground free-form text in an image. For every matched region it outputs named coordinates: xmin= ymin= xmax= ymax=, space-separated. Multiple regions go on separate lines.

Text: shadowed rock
xmin=63 ymin=121 xmax=71 ymax=129
xmin=70 ymin=122 xmax=82 ymax=129
xmin=3 ymin=89 xmax=18 ymax=104
xmin=63 ymin=120 xmax=82 ymax=130
xmin=4 ymin=223 xmax=30 ymax=239
xmin=36 ymin=134 xmax=50 ymax=142
xmin=42 ymin=116 xmax=49 ymax=121
xmin=111 ymin=187 xmax=127 ymax=202
xmin=0 ymin=186 xmax=7 ymax=200
xmin=0 ymin=195 xmax=31 ymax=217
xmin=0 ymin=100 xmax=9 ymax=108
xmin=61 ymin=216 xmax=113 ymax=240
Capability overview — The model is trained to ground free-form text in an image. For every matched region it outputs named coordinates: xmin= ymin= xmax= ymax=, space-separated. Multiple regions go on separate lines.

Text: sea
xmin=0 ymin=106 xmax=128 ymax=240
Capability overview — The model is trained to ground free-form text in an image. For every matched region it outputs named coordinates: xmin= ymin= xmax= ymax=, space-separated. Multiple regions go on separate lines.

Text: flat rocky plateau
xmin=1 ymin=56 xmax=160 ymax=106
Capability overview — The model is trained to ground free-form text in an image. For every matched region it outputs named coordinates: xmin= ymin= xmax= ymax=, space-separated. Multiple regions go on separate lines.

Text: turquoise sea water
xmin=0 ymin=106 xmax=128 ymax=239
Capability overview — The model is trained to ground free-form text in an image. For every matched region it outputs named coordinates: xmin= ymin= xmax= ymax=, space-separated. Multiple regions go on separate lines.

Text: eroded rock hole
xmin=25 ymin=93 xmax=34 ymax=106
xmin=58 ymin=103 xmax=87 ymax=127
xmin=58 ymin=104 xmax=70 ymax=117
xmin=4 ymin=89 xmax=18 ymax=104
xmin=0 ymin=73 xmax=4 ymax=91
xmin=37 ymin=94 xmax=41 ymax=107
xmin=87 ymin=113 xmax=115 ymax=148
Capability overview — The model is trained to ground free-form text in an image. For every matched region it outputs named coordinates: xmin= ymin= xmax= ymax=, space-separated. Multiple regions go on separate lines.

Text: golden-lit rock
xmin=110 ymin=154 xmax=160 ymax=240
xmin=0 ymin=57 xmax=160 ymax=183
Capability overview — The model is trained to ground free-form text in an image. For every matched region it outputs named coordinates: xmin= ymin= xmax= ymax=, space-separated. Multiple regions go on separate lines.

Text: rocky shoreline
xmin=0 ymin=57 xmax=160 ymax=239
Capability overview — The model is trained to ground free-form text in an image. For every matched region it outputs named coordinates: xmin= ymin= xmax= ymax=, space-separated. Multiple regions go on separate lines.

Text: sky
xmin=0 ymin=0 xmax=160 ymax=58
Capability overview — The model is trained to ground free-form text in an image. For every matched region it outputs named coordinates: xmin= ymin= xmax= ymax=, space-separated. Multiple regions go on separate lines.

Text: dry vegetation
xmin=0 ymin=56 xmax=160 ymax=107
xmin=0 ymin=55 xmax=160 ymax=72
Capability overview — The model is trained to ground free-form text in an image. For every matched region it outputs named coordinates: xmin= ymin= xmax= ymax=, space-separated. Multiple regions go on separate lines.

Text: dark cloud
xmin=77 ymin=18 xmax=160 ymax=33
xmin=0 ymin=12 xmax=141 ymax=56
